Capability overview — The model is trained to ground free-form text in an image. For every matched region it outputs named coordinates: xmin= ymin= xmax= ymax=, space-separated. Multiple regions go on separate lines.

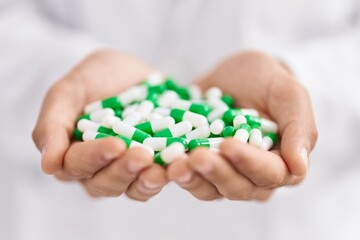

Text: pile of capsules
xmin=74 ymin=72 xmax=278 ymax=166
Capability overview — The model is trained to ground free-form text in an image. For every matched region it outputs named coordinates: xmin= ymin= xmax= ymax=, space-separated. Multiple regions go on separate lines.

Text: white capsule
xmin=137 ymin=100 xmax=155 ymax=119
xmin=207 ymin=106 xmax=228 ymax=122
xmin=234 ymin=129 xmax=250 ymax=143
xmin=143 ymin=138 xmax=169 ymax=151
xmin=205 ymin=87 xmax=222 ymax=99
xmin=157 ymin=91 xmax=179 ymax=108
xmin=210 ymin=119 xmax=225 ymax=135
xmin=82 ymin=131 xmax=99 ymax=141
xmin=112 ymin=121 xmax=136 ymax=138
xmin=261 ymin=118 xmax=278 ymax=133
xmin=152 ymin=107 xmax=171 ymax=116
xmin=170 ymin=99 xmax=191 ymax=110
xmin=233 ymin=115 xmax=247 ymax=129
xmin=207 ymin=98 xmax=228 ymax=109
xmin=249 ymin=128 xmax=263 ymax=147
xmin=77 ymin=119 xmax=100 ymax=132
xmin=87 ymin=108 xmax=115 ymax=122
xmin=151 ymin=117 xmax=176 ymax=133
xmin=118 ymin=85 xmax=147 ymax=106
xmin=240 ymin=108 xmax=259 ymax=117
xmin=183 ymin=111 xmax=208 ymax=128
xmin=84 ymin=101 xmax=102 ymax=113
xmin=146 ymin=113 xmax=163 ymax=121
xmin=185 ymin=125 xmax=210 ymax=140
xmin=146 ymin=72 xmax=165 ymax=85
xmin=101 ymin=115 xmax=121 ymax=128
xmin=122 ymin=111 xmax=142 ymax=126
xmin=261 ymin=136 xmax=274 ymax=151
xmin=122 ymin=103 xmax=139 ymax=118
xmin=168 ymin=121 xmax=193 ymax=137
xmin=159 ymin=143 xmax=186 ymax=164
xmin=188 ymin=85 xmax=202 ymax=100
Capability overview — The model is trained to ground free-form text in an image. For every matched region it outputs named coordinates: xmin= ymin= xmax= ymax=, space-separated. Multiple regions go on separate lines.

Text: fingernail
xmin=127 ymin=160 xmax=145 ymax=173
xmin=143 ymin=180 xmax=161 ymax=190
xmin=176 ymin=171 xmax=193 ymax=184
xmin=300 ymin=147 xmax=308 ymax=170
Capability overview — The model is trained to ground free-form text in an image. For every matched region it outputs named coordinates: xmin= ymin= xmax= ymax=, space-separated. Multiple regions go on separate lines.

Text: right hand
xmin=32 ymin=49 xmax=168 ymax=201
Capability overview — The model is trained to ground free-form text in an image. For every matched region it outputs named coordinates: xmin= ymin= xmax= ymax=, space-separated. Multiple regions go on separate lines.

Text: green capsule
xmin=188 ymin=138 xmax=224 ymax=151
xmin=222 ymin=126 xmax=236 ymax=137
xmin=102 ymin=96 xmax=123 ymax=109
xmin=165 ymin=77 xmax=190 ymax=100
xmin=73 ymin=128 xmax=83 ymax=141
xmin=245 ymin=115 xmax=261 ymax=126
xmin=221 ymin=95 xmax=234 ymax=107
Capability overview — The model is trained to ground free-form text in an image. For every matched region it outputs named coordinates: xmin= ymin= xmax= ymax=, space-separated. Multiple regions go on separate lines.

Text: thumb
xmin=32 ymin=81 xmax=84 ymax=174
xmin=270 ymin=81 xmax=318 ymax=177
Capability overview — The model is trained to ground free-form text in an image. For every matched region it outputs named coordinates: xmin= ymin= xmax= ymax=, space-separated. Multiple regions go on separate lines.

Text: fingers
xmin=126 ymin=164 xmax=168 ymax=201
xmin=62 ymin=138 xmax=127 ymax=179
xmin=187 ymin=148 xmax=268 ymax=201
xmin=82 ymin=147 xmax=153 ymax=197
xmin=168 ymin=156 xmax=221 ymax=201
xmin=220 ymin=139 xmax=291 ymax=188
xmin=268 ymin=80 xmax=318 ymax=177
xmin=32 ymin=81 xmax=85 ymax=174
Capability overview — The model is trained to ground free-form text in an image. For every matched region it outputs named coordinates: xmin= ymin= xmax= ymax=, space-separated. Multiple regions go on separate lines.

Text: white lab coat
xmin=1 ymin=0 xmax=360 ymax=239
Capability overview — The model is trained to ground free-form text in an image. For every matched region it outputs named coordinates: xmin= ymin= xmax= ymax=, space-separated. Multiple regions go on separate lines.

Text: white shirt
xmin=1 ymin=1 xmax=360 ymax=239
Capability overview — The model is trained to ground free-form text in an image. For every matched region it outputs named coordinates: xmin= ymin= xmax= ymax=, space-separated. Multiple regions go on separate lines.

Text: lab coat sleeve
xmin=0 ymin=2 xmax=105 ymax=90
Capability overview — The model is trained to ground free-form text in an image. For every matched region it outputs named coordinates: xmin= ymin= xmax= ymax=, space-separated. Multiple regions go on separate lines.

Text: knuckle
xmin=89 ymin=182 xmax=122 ymax=197
xmin=223 ymin=186 xmax=254 ymax=200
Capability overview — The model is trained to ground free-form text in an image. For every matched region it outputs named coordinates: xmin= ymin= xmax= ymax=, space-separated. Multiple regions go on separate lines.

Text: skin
xmin=168 ymin=51 xmax=318 ymax=201
xmin=33 ymin=49 xmax=318 ymax=202
xmin=32 ymin=49 xmax=168 ymax=201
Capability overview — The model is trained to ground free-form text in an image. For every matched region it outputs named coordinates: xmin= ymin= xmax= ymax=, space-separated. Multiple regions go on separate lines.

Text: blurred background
xmin=1 ymin=0 xmax=360 ymax=239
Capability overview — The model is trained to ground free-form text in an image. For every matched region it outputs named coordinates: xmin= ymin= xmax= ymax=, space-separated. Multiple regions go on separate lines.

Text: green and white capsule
xmin=122 ymin=111 xmax=142 ymax=126
xmin=84 ymin=86 xmax=147 ymax=113
xmin=188 ymin=85 xmax=202 ymax=100
xmin=170 ymin=108 xmax=208 ymax=128
xmin=157 ymin=90 xmax=179 ymax=108
xmin=233 ymin=115 xmax=247 ymax=129
xmin=207 ymin=106 xmax=229 ymax=122
xmin=249 ymin=124 xmax=263 ymax=148
xmin=78 ymin=108 xmax=115 ymax=123
xmin=205 ymin=87 xmax=222 ymax=99
xmin=222 ymin=109 xmax=259 ymax=125
xmin=154 ymin=142 xmax=186 ymax=166
xmin=221 ymin=95 xmax=234 ymax=107
xmin=154 ymin=121 xmax=192 ymax=138
xmin=188 ymin=138 xmax=225 ymax=151
xmin=152 ymin=107 xmax=171 ymax=116
xmin=170 ymin=99 xmax=210 ymax=116
xmin=77 ymin=119 xmax=115 ymax=135
xmin=135 ymin=116 xmax=175 ymax=135
xmin=146 ymin=113 xmax=162 ymax=121
xmin=234 ymin=123 xmax=251 ymax=143
xmin=143 ymin=137 xmax=188 ymax=151
xmin=185 ymin=125 xmax=210 ymax=140
xmin=245 ymin=115 xmax=278 ymax=133
xmin=122 ymin=103 xmax=139 ymax=118
xmin=112 ymin=121 xmax=151 ymax=143
xmin=82 ymin=131 xmax=154 ymax=156
xmin=165 ymin=78 xmax=191 ymax=100
xmin=145 ymin=72 xmax=165 ymax=86
xmin=222 ymin=126 xmax=236 ymax=137
xmin=261 ymin=132 xmax=278 ymax=151
xmin=101 ymin=115 xmax=121 ymax=128
xmin=210 ymin=119 xmax=225 ymax=135
xmin=137 ymin=100 xmax=155 ymax=119
xmin=207 ymin=97 xmax=228 ymax=109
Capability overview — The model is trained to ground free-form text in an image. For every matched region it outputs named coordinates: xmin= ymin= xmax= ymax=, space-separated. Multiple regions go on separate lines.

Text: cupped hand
xmin=32 ymin=49 xmax=167 ymax=201
xmin=168 ymin=51 xmax=318 ymax=201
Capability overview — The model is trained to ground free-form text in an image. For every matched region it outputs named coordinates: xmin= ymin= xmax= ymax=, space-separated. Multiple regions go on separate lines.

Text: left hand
xmin=167 ymin=51 xmax=318 ymax=201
